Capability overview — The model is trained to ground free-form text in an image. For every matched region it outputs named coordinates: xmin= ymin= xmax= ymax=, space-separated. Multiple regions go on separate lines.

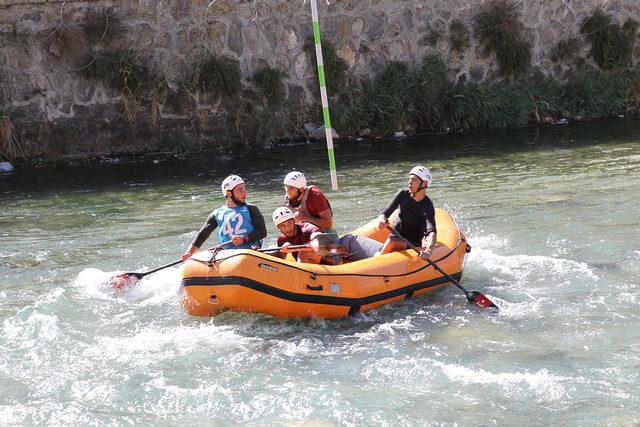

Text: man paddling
xmin=376 ymin=166 xmax=436 ymax=260
xmin=181 ymin=175 xmax=267 ymax=260
xmin=283 ymin=171 xmax=334 ymax=232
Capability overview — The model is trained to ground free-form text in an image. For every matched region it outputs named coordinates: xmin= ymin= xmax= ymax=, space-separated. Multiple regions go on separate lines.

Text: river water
xmin=1 ymin=122 xmax=639 ymax=425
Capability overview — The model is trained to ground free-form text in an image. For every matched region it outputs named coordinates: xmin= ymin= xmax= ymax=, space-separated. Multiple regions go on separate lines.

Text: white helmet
xmin=283 ymin=171 xmax=307 ymax=189
xmin=221 ymin=174 xmax=245 ymax=196
xmin=272 ymin=206 xmax=294 ymax=226
xmin=409 ymin=166 xmax=432 ymax=186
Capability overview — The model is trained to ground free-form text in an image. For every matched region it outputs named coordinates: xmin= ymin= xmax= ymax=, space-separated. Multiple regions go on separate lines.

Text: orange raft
xmin=180 ymin=208 xmax=470 ymax=318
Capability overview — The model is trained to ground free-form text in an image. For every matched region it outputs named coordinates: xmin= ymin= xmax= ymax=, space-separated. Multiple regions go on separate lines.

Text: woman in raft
xmin=376 ymin=166 xmax=436 ymax=260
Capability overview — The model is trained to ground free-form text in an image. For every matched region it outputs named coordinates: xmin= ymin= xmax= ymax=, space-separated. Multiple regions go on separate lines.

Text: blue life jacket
xmin=213 ymin=204 xmax=259 ymax=249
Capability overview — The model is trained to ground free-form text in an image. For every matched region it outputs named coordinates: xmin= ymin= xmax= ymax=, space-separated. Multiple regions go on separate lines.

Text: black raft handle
xmin=306 ymin=284 xmax=323 ymax=291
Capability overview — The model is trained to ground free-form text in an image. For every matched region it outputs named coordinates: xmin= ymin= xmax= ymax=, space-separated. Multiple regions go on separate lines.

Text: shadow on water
xmin=1 ymin=120 xmax=638 ymax=198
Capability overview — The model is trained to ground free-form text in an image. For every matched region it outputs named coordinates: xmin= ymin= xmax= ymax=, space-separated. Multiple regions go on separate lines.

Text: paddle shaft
xmin=259 ymin=244 xmax=312 ymax=253
xmin=385 ymin=225 xmax=474 ymax=299
xmin=125 ymin=241 xmax=232 ymax=279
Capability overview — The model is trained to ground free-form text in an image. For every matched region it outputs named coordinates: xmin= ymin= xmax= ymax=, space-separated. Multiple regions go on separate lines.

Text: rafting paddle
xmin=258 ymin=233 xmax=338 ymax=255
xmin=108 ymin=241 xmax=233 ymax=289
xmin=385 ymin=225 xmax=498 ymax=309
xmin=259 ymin=233 xmax=339 ymax=256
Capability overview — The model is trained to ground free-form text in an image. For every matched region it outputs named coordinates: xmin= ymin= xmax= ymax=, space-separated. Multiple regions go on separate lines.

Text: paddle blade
xmin=468 ymin=291 xmax=498 ymax=309
xmin=108 ymin=273 xmax=138 ymax=290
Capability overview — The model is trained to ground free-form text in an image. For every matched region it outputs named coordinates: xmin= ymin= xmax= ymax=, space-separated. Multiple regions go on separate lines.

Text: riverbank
xmin=1 ymin=1 xmax=639 ymax=165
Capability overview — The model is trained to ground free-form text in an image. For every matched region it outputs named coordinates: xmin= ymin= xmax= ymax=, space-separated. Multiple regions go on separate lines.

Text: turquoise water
xmin=1 ymin=122 xmax=639 ymax=424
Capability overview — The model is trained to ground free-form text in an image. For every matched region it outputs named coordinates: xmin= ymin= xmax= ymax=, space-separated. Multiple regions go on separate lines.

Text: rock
xmin=0 ymin=162 xmax=14 ymax=172
xmin=394 ymin=131 xmax=407 ymax=139
xmin=358 ymin=128 xmax=371 ymax=137
xmin=303 ymin=122 xmax=318 ymax=134
xmin=310 ymin=126 xmax=339 ymax=141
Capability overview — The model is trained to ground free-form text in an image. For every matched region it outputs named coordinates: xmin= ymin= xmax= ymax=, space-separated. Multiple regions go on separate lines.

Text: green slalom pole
xmin=309 ymin=0 xmax=339 ymax=191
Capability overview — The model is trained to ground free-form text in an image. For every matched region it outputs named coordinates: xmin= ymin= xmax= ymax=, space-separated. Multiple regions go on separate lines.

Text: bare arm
xmin=295 ymin=208 xmax=333 ymax=230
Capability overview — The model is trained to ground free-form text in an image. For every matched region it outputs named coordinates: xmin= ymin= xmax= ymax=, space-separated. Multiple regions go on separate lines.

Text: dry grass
xmin=0 ymin=114 xmax=24 ymax=162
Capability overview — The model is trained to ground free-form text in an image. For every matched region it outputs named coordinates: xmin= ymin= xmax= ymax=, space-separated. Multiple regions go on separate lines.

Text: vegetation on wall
xmin=580 ymin=10 xmax=635 ymax=70
xmin=80 ymin=10 xmax=125 ymax=46
xmin=332 ymin=53 xmax=639 ymax=135
xmin=189 ymin=55 xmax=241 ymax=97
xmin=449 ymin=20 xmax=470 ymax=52
xmin=304 ymin=37 xmax=349 ymax=95
xmin=473 ymin=0 xmax=531 ymax=78
xmin=550 ymin=38 xmax=581 ymax=63
xmin=253 ymin=67 xmax=287 ymax=106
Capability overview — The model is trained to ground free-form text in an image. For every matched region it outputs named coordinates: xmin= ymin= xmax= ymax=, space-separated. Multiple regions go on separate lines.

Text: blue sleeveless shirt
xmin=213 ymin=204 xmax=257 ymax=249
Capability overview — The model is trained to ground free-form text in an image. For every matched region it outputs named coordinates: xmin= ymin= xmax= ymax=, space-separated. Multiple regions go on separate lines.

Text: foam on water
xmin=434 ymin=362 xmax=568 ymax=401
xmin=469 ymin=246 xmax=597 ymax=282
xmin=72 ymin=266 xmax=181 ymax=305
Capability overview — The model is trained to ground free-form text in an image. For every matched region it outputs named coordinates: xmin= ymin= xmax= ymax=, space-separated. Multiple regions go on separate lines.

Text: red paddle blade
xmin=468 ymin=291 xmax=499 ymax=309
xmin=108 ymin=274 xmax=138 ymax=290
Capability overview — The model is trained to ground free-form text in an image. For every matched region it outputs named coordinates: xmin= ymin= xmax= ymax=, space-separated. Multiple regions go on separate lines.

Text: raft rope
xmin=203 ymin=237 xmax=466 ymax=280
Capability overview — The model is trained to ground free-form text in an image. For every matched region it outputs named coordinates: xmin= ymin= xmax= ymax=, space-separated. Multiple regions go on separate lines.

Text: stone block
xmin=351 ymin=18 xmax=364 ymax=38
xmin=206 ymin=21 xmax=227 ymax=52
xmin=274 ymin=54 xmax=290 ymax=72
xmin=228 ymin=20 xmax=243 ymax=55
xmin=156 ymin=32 xmax=172 ymax=49
xmin=365 ymin=15 xmax=386 ymax=41
xmin=294 ymin=52 xmax=308 ymax=80
xmin=206 ymin=0 xmax=233 ymax=17
xmin=283 ymin=27 xmax=299 ymax=51
xmin=287 ymin=84 xmax=305 ymax=105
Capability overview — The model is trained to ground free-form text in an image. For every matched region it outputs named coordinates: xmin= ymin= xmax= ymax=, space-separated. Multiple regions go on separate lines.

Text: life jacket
xmin=213 ymin=204 xmax=258 ymax=249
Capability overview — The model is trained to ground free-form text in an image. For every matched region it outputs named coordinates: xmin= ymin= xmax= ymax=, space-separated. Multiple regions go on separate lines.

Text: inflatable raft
xmin=180 ymin=208 xmax=470 ymax=318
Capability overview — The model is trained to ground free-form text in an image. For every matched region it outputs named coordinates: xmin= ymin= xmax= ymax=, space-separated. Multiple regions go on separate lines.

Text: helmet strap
xmin=411 ymin=179 xmax=428 ymax=197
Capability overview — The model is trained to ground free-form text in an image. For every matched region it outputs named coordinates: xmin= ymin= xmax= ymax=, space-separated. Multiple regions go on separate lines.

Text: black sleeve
xmin=191 ymin=212 xmax=218 ymax=248
xmin=247 ymin=204 xmax=267 ymax=243
xmin=381 ymin=189 xmax=405 ymax=218
xmin=424 ymin=198 xmax=436 ymax=236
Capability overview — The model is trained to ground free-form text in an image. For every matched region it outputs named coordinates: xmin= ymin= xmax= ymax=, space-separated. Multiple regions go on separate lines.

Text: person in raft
xmin=376 ymin=166 xmax=436 ymax=260
xmin=273 ymin=207 xmax=383 ymax=265
xmin=283 ymin=171 xmax=334 ymax=232
xmin=181 ymin=174 xmax=267 ymax=260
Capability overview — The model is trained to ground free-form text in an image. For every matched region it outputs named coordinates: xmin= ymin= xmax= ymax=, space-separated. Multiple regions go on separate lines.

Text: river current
xmin=1 ymin=122 xmax=639 ymax=425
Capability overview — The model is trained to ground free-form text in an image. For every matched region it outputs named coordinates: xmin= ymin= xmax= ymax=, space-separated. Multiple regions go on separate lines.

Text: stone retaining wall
xmin=0 ymin=0 xmax=638 ymax=157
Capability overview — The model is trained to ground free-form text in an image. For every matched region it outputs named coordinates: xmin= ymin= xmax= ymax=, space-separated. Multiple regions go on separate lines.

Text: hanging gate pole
xmin=309 ymin=0 xmax=339 ymax=191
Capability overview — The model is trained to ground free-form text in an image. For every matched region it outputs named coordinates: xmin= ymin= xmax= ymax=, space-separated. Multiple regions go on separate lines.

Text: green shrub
xmin=190 ymin=55 xmax=241 ymax=97
xmin=80 ymin=10 xmax=125 ymax=46
xmin=158 ymin=130 xmax=196 ymax=155
xmin=163 ymin=83 xmax=191 ymax=114
xmin=580 ymin=10 xmax=633 ymax=70
xmin=414 ymin=55 xmax=450 ymax=131
xmin=253 ymin=67 xmax=287 ymax=106
xmin=304 ymin=37 xmax=349 ymax=95
xmin=473 ymin=0 xmax=531 ymax=77
xmin=550 ymin=37 xmax=580 ymax=63
xmin=47 ymin=124 xmax=74 ymax=155
xmin=237 ymin=102 xmax=289 ymax=148
xmin=79 ymin=49 xmax=156 ymax=100
xmin=560 ymin=70 xmax=629 ymax=119
xmin=449 ymin=19 xmax=470 ymax=52
xmin=421 ymin=25 xmax=442 ymax=47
